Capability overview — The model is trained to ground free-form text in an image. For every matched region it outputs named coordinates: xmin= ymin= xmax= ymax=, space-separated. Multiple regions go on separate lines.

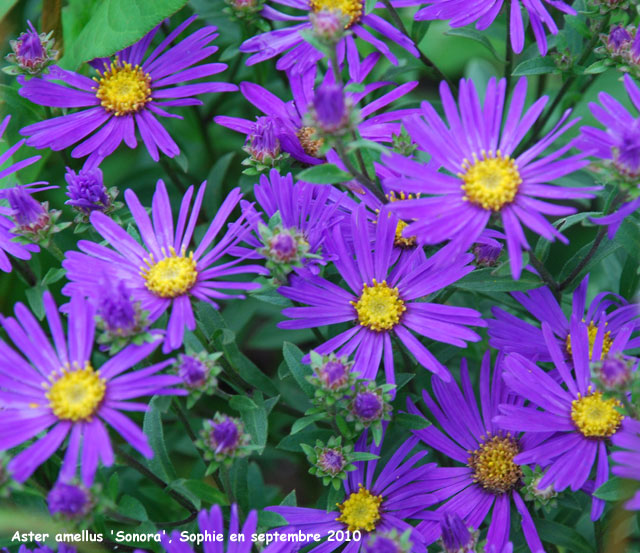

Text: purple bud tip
xmin=65 ymin=166 xmax=110 ymax=214
xmin=16 ymin=22 xmax=46 ymax=66
xmin=210 ymin=417 xmax=240 ymax=453
xmin=47 ymin=483 xmax=90 ymax=518
xmin=246 ymin=116 xmax=280 ymax=162
xmin=98 ymin=281 xmax=138 ymax=335
xmin=5 ymin=186 xmax=48 ymax=229
xmin=440 ymin=512 xmax=472 ymax=553
xmin=614 ymin=122 xmax=640 ymax=177
xmin=353 ymin=391 xmax=383 ymax=421
xmin=319 ymin=360 xmax=348 ymax=389
xmin=178 ymin=355 xmax=209 ymax=388
xmin=608 ymin=25 xmax=632 ymax=51
xmin=598 ymin=355 xmax=632 ymax=389
xmin=269 ymin=232 xmax=298 ymax=261
xmin=472 ymin=242 xmax=502 ymax=267
xmin=313 ymin=83 xmax=346 ymax=131
xmin=318 ymin=448 xmax=345 ymax=475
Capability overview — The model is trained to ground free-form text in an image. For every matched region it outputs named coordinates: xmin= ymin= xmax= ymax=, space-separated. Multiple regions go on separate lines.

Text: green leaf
xmin=327 ymin=484 xmax=344 ymax=512
xmin=454 ymin=269 xmax=543 ymax=292
xmin=532 ymin=520 xmax=595 ymax=553
xmin=583 ymin=60 xmax=610 ymax=74
xmin=290 ymin=414 xmax=326 ymax=435
xmin=593 ymin=476 xmax=635 ymax=501
xmin=444 ymin=28 xmax=500 ymax=61
xmin=283 ymin=342 xmax=315 ymax=396
xmin=277 ymin=429 xmax=333 ymax=452
xmin=25 ymin=285 xmax=47 ymax=320
xmin=558 ymin=239 xmax=621 ymax=290
xmin=512 ymin=58 xmax=558 ymax=76
xmin=350 ymin=452 xmax=380 ymax=461
xmin=365 ymin=0 xmax=377 ymax=14
xmin=617 ymin=219 xmax=640 ymax=262
xmin=0 ymin=0 xmax=19 ymax=23
xmin=395 ymin=413 xmax=432 ymax=430
xmin=60 ymin=0 xmax=189 ymax=69
xmin=182 ymin=480 xmax=228 ymax=506
xmin=118 ymin=495 xmax=148 ymax=521
xmin=143 ymin=396 xmax=176 ymax=482
xmin=297 ymin=164 xmax=353 ymax=185
xmin=229 ymin=395 xmax=259 ymax=412
xmin=42 ymin=268 xmax=66 ymax=286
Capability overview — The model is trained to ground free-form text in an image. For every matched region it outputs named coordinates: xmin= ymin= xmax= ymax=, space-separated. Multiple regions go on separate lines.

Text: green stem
xmin=115 ymin=445 xmax=198 ymax=516
xmin=45 ymin=237 xmax=65 ymax=262
xmin=504 ymin=2 xmax=514 ymax=91
xmin=335 ymin=138 xmax=387 ymax=203
xmin=382 ymin=0 xmax=455 ymax=91
xmin=11 ymin=258 xmax=37 ymax=286
xmin=528 ymin=251 xmax=560 ymax=297
xmin=159 ymin=157 xmax=187 ymax=194
xmin=522 ymin=13 xmax=610 ymax=150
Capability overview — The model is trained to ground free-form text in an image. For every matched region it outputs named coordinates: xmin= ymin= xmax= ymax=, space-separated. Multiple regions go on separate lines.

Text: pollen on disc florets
xmin=141 ymin=246 xmax=198 ymax=299
xmin=351 ymin=279 xmax=406 ymax=332
xmin=309 ymin=0 xmax=363 ymax=27
xmin=459 ymin=150 xmax=521 ymax=211
xmin=95 ymin=59 xmax=152 ymax=116
xmin=571 ymin=388 xmax=623 ymax=438
xmin=566 ymin=321 xmax=613 ymax=358
xmin=296 ymin=126 xmax=325 ymax=158
xmin=468 ymin=433 xmax=522 ymax=494
xmin=336 ymin=484 xmax=383 ymax=532
xmin=46 ymin=362 xmax=106 ymax=422
xmin=385 ymin=191 xmax=419 ymax=248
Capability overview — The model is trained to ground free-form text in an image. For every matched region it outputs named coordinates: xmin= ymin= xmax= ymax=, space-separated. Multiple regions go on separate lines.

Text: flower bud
xmin=310 ymin=10 xmax=349 ymax=44
xmin=65 ymin=166 xmax=112 ymax=216
xmin=47 ymin=483 xmax=92 ymax=519
xmin=4 ymin=21 xmax=58 ymax=76
xmin=198 ymin=413 xmax=253 ymax=471
xmin=440 ymin=513 xmax=477 ymax=553
xmin=595 ymin=354 xmax=633 ymax=390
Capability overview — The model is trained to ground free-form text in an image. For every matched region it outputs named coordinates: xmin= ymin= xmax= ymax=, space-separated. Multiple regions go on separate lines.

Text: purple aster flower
xmin=238 ymin=0 xmax=419 ymax=76
xmin=17 ymin=16 xmax=237 ymax=167
xmin=62 ymin=180 xmax=266 ymax=353
xmin=65 ymin=165 xmax=110 ymax=214
xmin=611 ymin=418 xmax=640 ymax=510
xmin=215 ymin=61 xmax=417 ymax=165
xmin=494 ymin=318 xmax=635 ymax=520
xmin=47 ymin=482 xmax=92 ymax=518
xmin=266 ymin=430 xmax=433 ymax=552
xmin=489 ymin=274 xmax=640 ymax=362
xmin=0 ymin=292 xmax=183 ymax=486
xmin=577 ymin=74 xmax=640 ymax=238
xmin=278 ymin=206 xmax=484 ymax=384
xmin=406 ymin=352 xmax=545 ymax=552
xmin=383 ymin=77 xmax=594 ymax=279
xmin=399 ymin=0 xmax=575 ymax=55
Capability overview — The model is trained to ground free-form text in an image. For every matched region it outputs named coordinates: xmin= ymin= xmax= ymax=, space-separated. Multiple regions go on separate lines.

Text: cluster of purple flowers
xmin=1 ymin=4 xmax=640 ymax=553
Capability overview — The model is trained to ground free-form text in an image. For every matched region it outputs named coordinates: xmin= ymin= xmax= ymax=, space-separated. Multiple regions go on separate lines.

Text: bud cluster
xmin=174 ymin=351 xmax=223 ymax=407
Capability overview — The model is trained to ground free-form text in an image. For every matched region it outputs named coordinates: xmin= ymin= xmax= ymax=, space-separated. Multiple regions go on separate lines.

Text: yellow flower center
xmin=95 ymin=60 xmax=152 ymax=116
xmin=459 ymin=151 xmax=521 ymax=211
xmin=566 ymin=321 xmax=613 ymax=358
xmin=351 ymin=279 xmax=406 ymax=332
xmin=142 ymin=246 xmax=198 ymax=299
xmin=386 ymin=191 xmax=418 ymax=248
xmin=47 ymin=363 xmax=106 ymax=422
xmin=571 ymin=389 xmax=623 ymax=438
xmin=336 ymin=485 xmax=382 ymax=532
xmin=309 ymin=0 xmax=363 ymax=26
xmin=468 ymin=434 xmax=522 ymax=494
xmin=296 ymin=126 xmax=325 ymax=158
